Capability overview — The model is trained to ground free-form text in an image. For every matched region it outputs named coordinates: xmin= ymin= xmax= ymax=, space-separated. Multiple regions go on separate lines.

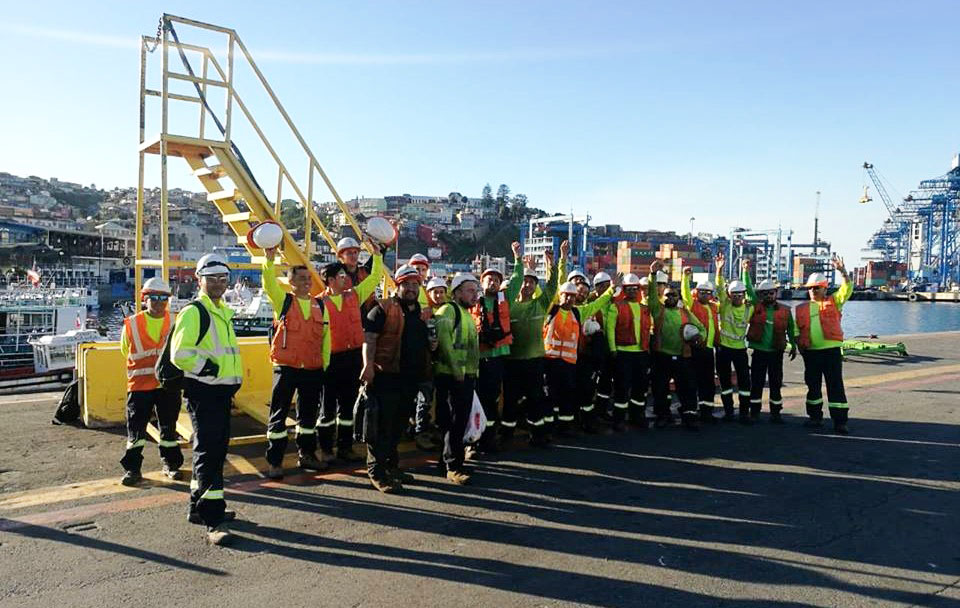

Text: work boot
xmin=337 ymin=446 xmax=365 ymax=463
xmin=803 ymin=417 xmax=824 ymax=428
xmin=415 ymin=431 xmax=439 ymax=452
xmin=557 ymin=421 xmax=578 ymax=438
xmin=389 ymin=468 xmax=415 ymax=484
xmin=369 ymin=476 xmax=399 ymax=494
xmin=266 ymin=465 xmax=284 ymax=480
xmin=161 ymin=463 xmax=181 ymax=480
xmin=529 ymin=434 xmax=550 ymax=448
xmin=833 ymin=423 xmax=850 ymax=435
xmin=120 ymin=471 xmax=143 ymax=487
xmin=446 ymin=470 xmax=471 ymax=485
xmin=298 ymin=453 xmax=326 ymax=472
xmin=318 ymin=448 xmax=337 ymax=464
xmin=206 ymin=524 xmax=234 ymax=546
xmin=189 ymin=510 xmax=236 ymax=525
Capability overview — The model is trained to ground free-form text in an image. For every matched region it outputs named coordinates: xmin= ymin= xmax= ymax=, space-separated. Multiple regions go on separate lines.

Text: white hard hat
xmin=567 ymin=270 xmax=589 ymax=284
xmin=426 ymin=276 xmax=447 ymax=291
xmin=804 ymin=272 xmax=829 ymax=288
xmin=366 ymin=216 xmax=397 ymax=244
xmin=480 ymin=268 xmax=503 ymax=281
xmin=450 ymin=272 xmax=478 ymax=292
xmin=582 ymin=318 xmax=602 ymax=336
xmin=639 ymin=276 xmax=650 ymax=287
xmin=142 ymin=277 xmax=172 ymax=295
xmin=656 ymin=271 xmax=669 ymax=284
xmin=523 ymin=268 xmax=539 ymax=280
xmin=593 ymin=271 xmax=612 ymax=285
xmin=336 ymin=237 xmax=360 ymax=254
xmin=409 ymin=253 xmax=430 ymax=267
xmin=727 ymin=280 xmax=747 ymax=293
xmin=247 ymin=221 xmax=283 ymax=250
xmin=394 ymin=264 xmax=421 ymax=284
xmin=682 ymin=323 xmax=701 ymax=342
xmin=622 ymin=273 xmax=641 ymax=286
xmin=559 ymin=281 xmax=578 ymax=295
xmin=696 ymin=280 xmax=715 ymax=292
xmin=196 ymin=253 xmax=230 ymax=276
xmin=757 ymin=279 xmax=779 ymax=291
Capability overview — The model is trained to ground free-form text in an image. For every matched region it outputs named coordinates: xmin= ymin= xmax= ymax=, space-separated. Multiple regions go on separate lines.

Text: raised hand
xmin=715 ymin=253 xmax=725 ymax=272
xmin=560 ymin=240 xmax=570 ymax=259
xmin=511 ymin=241 xmax=522 ymax=258
xmin=265 ymin=247 xmax=277 ymax=263
xmin=832 ymin=255 xmax=846 ymax=273
xmin=650 ymin=259 xmax=664 ymax=273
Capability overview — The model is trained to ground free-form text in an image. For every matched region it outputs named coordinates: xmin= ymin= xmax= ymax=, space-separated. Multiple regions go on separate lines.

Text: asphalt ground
xmin=1 ymin=331 xmax=959 ymax=607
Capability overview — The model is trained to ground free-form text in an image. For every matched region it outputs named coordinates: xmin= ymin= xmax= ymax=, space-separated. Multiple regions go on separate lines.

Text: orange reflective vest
xmin=373 ymin=298 xmax=433 ymax=375
xmin=325 ymin=290 xmax=364 ymax=353
xmin=614 ymin=300 xmax=652 ymax=351
xmin=690 ymin=299 xmax=720 ymax=347
xmin=270 ymin=294 xmax=325 ymax=369
xmin=747 ymin=304 xmax=791 ymax=351
xmin=543 ymin=306 xmax=580 ymax=364
xmin=471 ymin=291 xmax=513 ymax=351
xmin=795 ymin=298 xmax=843 ymax=349
xmin=124 ymin=311 xmax=171 ymax=392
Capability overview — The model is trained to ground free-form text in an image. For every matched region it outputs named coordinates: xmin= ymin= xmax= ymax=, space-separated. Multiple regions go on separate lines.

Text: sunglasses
xmin=664 ymin=292 xmax=679 ymax=298
xmin=146 ymin=295 xmax=169 ymax=301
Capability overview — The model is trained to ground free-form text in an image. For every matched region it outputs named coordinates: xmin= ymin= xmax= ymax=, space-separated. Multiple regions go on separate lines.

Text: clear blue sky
xmin=1 ymin=1 xmax=957 ymax=264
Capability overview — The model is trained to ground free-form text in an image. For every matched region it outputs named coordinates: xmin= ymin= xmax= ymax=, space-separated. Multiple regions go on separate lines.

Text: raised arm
xmin=647 ymin=260 xmax=663 ymax=317
xmin=715 ymin=253 xmax=728 ymax=306
xmin=681 ymin=267 xmax=694 ymax=309
xmin=742 ymin=259 xmax=757 ymax=305
xmin=355 ymin=239 xmax=384 ymax=303
xmin=506 ymin=242 xmax=524 ymax=302
xmin=832 ymin=255 xmax=853 ymax=308
xmin=261 ymin=247 xmax=287 ymax=316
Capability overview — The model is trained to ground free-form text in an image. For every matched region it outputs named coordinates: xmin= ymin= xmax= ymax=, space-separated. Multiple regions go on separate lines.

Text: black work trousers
xmin=477 ymin=356 xmax=504 ymax=438
xmin=366 ymin=375 xmax=419 ymax=481
xmin=749 ymin=349 xmax=785 ymax=416
xmin=690 ymin=346 xmax=717 ymax=416
xmin=651 ymin=351 xmax=697 ymax=420
xmin=801 ymin=347 xmax=849 ymax=425
xmin=545 ymin=357 xmax=577 ymax=425
xmin=435 ymin=373 xmax=475 ymax=473
xmin=716 ymin=345 xmax=751 ymax=417
xmin=266 ymin=366 xmax=323 ymax=466
xmin=320 ymin=348 xmax=362 ymax=453
xmin=120 ymin=388 xmax=184 ymax=474
xmin=595 ymin=354 xmax=616 ymax=413
xmin=612 ymin=351 xmax=650 ymax=424
xmin=184 ymin=380 xmax=239 ymax=529
xmin=502 ymin=357 xmax=546 ymax=432
xmin=575 ymin=356 xmax=598 ymax=420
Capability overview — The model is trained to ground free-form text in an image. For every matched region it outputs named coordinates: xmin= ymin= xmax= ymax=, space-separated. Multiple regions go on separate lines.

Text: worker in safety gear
xmin=407 ymin=255 xmax=441 ymax=450
xmin=648 ymin=260 xmax=706 ymax=430
xmin=797 ymin=256 xmax=853 ymax=434
xmin=336 ymin=236 xmax=376 ymax=310
xmin=469 ymin=243 xmax=523 ymax=454
xmin=409 ymin=253 xmax=432 ymax=309
xmin=588 ymin=270 xmax=617 ymax=429
xmin=503 ymin=244 xmax=562 ymax=446
xmin=119 ymin=277 xmax=183 ymax=486
xmin=714 ymin=253 xmax=754 ymax=423
xmin=681 ymin=268 xmax=720 ymax=423
xmin=171 ymin=253 xmax=243 ymax=545
xmin=319 ymin=237 xmax=385 ymax=463
xmin=425 ymin=276 xmax=448 ymax=310
xmin=434 ymin=272 xmax=481 ymax=484
xmin=743 ymin=263 xmax=797 ymax=423
xmin=361 ymin=265 xmax=436 ymax=493
xmin=604 ymin=273 xmax=653 ymax=431
xmin=261 ymin=247 xmax=326 ymax=480
xmin=543 ymin=271 xmax=616 ymax=438
xmin=568 ymin=268 xmax=603 ymax=432
xmin=655 ymin=271 xmax=669 ymax=300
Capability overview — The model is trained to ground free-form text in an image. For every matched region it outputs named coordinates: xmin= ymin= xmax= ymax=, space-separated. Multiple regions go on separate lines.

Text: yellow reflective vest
xmin=171 ymin=293 xmax=243 ymax=386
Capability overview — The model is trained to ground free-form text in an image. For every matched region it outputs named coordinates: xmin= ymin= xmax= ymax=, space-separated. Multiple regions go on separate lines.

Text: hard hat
xmin=567 ymin=270 xmax=589 ymax=284
xmin=804 ymin=272 xmax=829 ymax=288
xmin=622 ymin=273 xmax=641 ymax=286
xmin=426 ymin=276 xmax=447 ymax=291
xmin=639 ymin=276 xmax=650 ymax=287
xmin=247 ymin=220 xmax=284 ymax=250
xmin=450 ymin=272 xmax=478 ymax=292
xmin=656 ymin=271 xmax=669 ymax=284
xmin=682 ymin=323 xmax=701 ymax=342
xmin=366 ymin=216 xmax=397 ymax=245
xmin=409 ymin=253 xmax=430 ymax=267
xmin=559 ymin=281 xmax=578 ymax=295
xmin=480 ymin=268 xmax=503 ymax=281
xmin=582 ymin=319 xmax=602 ymax=336
xmin=727 ymin=280 xmax=747 ymax=293
xmin=757 ymin=279 xmax=779 ymax=291
xmin=696 ymin=280 xmax=715 ymax=292
xmin=196 ymin=253 xmax=230 ymax=276
xmin=593 ymin=271 xmax=612 ymax=285
xmin=523 ymin=268 xmax=539 ymax=280
xmin=336 ymin=237 xmax=360 ymax=254
xmin=394 ymin=264 xmax=421 ymax=284
xmin=142 ymin=277 xmax=172 ymax=295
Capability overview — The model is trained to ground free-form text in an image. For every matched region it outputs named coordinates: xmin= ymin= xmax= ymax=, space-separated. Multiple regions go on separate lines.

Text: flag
xmin=27 ymin=268 xmax=41 ymax=286
xmin=75 ymin=311 xmax=83 ymax=329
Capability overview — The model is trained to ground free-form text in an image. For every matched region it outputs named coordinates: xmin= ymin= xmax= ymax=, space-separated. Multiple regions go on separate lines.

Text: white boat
xmin=30 ymin=329 xmax=105 ymax=373
xmin=0 ymin=287 xmax=90 ymax=378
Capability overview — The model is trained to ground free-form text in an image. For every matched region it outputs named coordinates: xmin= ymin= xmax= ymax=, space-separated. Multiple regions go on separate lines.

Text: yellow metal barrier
xmin=78 ymin=337 xmax=273 ymax=434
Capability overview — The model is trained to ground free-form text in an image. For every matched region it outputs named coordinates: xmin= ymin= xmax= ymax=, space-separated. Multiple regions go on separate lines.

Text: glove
xmin=198 ymin=359 xmax=220 ymax=377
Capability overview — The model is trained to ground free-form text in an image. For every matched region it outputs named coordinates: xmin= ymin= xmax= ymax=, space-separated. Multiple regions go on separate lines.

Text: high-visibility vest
xmin=795 ymin=298 xmax=843 ymax=349
xmin=270 ymin=294 xmax=325 ymax=369
xmin=471 ymin=291 xmax=513 ymax=351
xmin=325 ymin=290 xmax=364 ymax=354
xmin=434 ymin=302 xmax=478 ymax=377
xmin=373 ymin=297 xmax=433 ymax=375
xmin=747 ymin=304 xmax=791 ymax=351
xmin=690 ymin=299 xmax=719 ymax=347
xmin=543 ymin=306 xmax=580 ymax=364
xmin=613 ymin=300 xmax=651 ymax=351
xmin=654 ymin=307 xmax=693 ymax=358
xmin=719 ymin=301 xmax=753 ymax=347
xmin=177 ymin=297 xmax=243 ymax=386
xmin=124 ymin=311 xmax=171 ymax=392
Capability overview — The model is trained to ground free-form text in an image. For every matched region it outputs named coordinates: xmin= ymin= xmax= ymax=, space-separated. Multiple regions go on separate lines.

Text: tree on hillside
xmin=496 ymin=184 xmax=511 ymax=204
xmin=510 ymin=193 xmax=529 ymax=220
xmin=481 ymin=184 xmax=494 ymax=207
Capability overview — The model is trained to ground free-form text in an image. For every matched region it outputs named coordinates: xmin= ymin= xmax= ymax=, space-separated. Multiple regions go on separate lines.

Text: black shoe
xmin=120 ymin=471 xmax=142 ymax=487
xmin=833 ymin=424 xmax=850 ymax=435
xmin=770 ymin=413 xmax=785 ymax=424
xmin=161 ymin=464 xmax=182 ymax=480
xmin=803 ymin=418 xmax=824 ymax=428
xmin=189 ymin=510 xmax=237 ymax=526
xmin=529 ymin=436 xmax=550 ymax=448
xmin=266 ymin=465 xmax=284 ymax=480
xmin=389 ymin=469 xmax=415 ymax=484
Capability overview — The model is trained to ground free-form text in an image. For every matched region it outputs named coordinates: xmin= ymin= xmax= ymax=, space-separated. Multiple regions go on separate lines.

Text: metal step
xmin=222 ymin=212 xmax=253 ymax=223
xmin=193 ymin=165 xmax=227 ymax=179
xmin=207 ymin=189 xmax=239 ymax=202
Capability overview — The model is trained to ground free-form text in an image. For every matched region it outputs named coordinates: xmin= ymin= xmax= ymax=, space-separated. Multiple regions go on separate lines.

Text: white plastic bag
xmin=463 ymin=391 xmax=488 ymax=444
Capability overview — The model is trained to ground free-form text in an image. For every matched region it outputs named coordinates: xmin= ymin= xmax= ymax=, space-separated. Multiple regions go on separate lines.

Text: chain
xmin=145 ymin=16 xmax=164 ymax=53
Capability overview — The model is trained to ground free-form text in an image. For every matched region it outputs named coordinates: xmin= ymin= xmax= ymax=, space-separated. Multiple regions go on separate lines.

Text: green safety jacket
xmin=435 ymin=301 xmax=480 ymax=378
xmin=715 ymin=273 xmax=754 ymax=350
xmin=743 ymin=270 xmax=798 ymax=352
xmin=647 ymin=274 xmax=705 ymax=356
xmin=171 ymin=292 xmax=243 ymax=386
xmin=507 ymin=259 xmax=561 ymax=360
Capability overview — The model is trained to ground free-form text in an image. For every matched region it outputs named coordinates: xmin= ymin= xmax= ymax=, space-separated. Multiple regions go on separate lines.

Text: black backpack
xmin=51 ymin=379 xmax=81 ymax=425
xmin=155 ymin=301 xmax=211 ymax=390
